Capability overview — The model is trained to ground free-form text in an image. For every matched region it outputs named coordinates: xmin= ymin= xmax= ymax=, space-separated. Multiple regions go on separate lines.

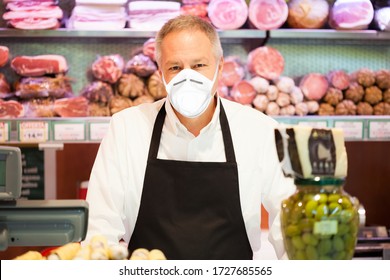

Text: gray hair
xmin=155 ymin=15 xmax=223 ymax=66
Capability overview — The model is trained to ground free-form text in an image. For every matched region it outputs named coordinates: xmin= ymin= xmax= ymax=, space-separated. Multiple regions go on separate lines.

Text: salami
xmin=248 ymin=0 xmax=288 ymax=30
xmin=219 ymin=56 xmax=245 ymax=87
xmin=247 ymin=46 xmax=285 ymax=80
xmin=0 ymin=100 xmax=25 ymax=118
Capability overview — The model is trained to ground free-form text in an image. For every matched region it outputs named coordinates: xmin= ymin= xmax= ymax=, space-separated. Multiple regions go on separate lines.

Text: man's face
xmin=159 ymin=30 xmax=222 ymax=87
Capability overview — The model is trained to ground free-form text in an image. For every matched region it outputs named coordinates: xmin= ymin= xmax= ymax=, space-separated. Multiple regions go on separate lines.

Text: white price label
xmin=297 ymin=120 xmax=328 ymax=128
xmin=54 ymin=123 xmax=85 ymax=141
xmin=19 ymin=121 xmax=48 ymax=142
xmin=369 ymin=121 xmax=390 ymax=139
xmin=0 ymin=122 xmax=9 ymax=142
xmin=334 ymin=121 xmax=364 ymax=140
xmin=89 ymin=122 xmax=110 ymax=141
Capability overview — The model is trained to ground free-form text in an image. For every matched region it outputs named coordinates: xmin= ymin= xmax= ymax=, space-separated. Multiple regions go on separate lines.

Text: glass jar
xmin=281 ymin=178 xmax=360 ymax=260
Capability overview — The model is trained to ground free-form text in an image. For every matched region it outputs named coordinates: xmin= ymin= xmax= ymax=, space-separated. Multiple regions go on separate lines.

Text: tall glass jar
xmin=281 ymin=178 xmax=360 ymax=260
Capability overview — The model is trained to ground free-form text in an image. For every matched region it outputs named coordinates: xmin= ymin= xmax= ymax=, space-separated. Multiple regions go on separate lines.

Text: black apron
xmin=128 ymin=101 xmax=252 ymax=260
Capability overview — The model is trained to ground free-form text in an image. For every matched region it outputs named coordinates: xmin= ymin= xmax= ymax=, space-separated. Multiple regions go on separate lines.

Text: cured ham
xmin=11 ymin=55 xmax=69 ymax=77
xmin=54 ymin=96 xmax=89 ymax=117
xmin=248 ymin=0 xmax=288 ymax=30
xmin=299 ymin=73 xmax=329 ymax=101
xmin=0 ymin=100 xmax=25 ymax=118
xmin=219 ymin=56 xmax=246 ymax=87
xmin=329 ymin=0 xmax=374 ymax=30
xmin=207 ymin=0 xmax=248 ymax=30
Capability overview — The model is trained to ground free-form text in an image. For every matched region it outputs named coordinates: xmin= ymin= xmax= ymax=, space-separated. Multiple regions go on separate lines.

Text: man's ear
xmin=218 ymin=56 xmax=224 ymax=75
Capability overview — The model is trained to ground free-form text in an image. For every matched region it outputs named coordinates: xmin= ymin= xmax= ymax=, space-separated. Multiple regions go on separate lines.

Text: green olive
xmin=293 ymin=250 xmax=306 ymax=260
xmin=290 ymin=204 xmax=304 ymax=224
xmin=305 ymin=245 xmax=319 ymax=259
xmin=285 ymin=224 xmax=302 ymax=237
xmin=317 ymin=193 xmax=328 ymax=204
xmin=343 ymin=234 xmax=356 ymax=251
xmin=333 ymin=251 xmax=346 ymax=260
xmin=339 ymin=209 xmax=355 ymax=223
xmin=305 ymin=200 xmax=318 ymax=218
xmin=315 ymin=204 xmax=329 ymax=221
xmin=291 ymin=235 xmax=306 ymax=250
xmin=337 ymin=223 xmax=350 ymax=236
xmin=303 ymin=194 xmax=315 ymax=202
xmin=319 ymin=254 xmax=332 ymax=260
xmin=332 ymin=236 xmax=345 ymax=252
xmin=328 ymin=202 xmax=342 ymax=215
xmin=298 ymin=218 xmax=315 ymax=233
xmin=328 ymin=193 xmax=341 ymax=203
xmin=302 ymin=232 xmax=319 ymax=246
xmin=318 ymin=239 xmax=332 ymax=255
xmin=341 ymin=196 xmax=352 ymax=209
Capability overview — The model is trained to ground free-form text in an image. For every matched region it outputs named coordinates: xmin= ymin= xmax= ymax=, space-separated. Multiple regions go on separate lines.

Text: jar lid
xmin=294 ymin=177 xmax=345 ymax=186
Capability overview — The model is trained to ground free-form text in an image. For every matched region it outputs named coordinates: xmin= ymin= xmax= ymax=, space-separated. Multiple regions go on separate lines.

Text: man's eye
xmin=193 ymin=64 xmax=206 ymax=69
xmin=169 ymin=66 xmax=181 ymax=71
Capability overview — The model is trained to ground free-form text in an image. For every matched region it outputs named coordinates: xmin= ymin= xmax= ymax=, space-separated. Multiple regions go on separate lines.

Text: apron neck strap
xmin=148 ymin=100 xmax=236 ymax=163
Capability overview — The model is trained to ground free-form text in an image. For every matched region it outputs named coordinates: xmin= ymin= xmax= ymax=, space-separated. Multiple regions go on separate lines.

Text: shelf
xmin=0 ymin=27 xmax=388 ymax=40
xmin=0 ymin=116 xmax=389 ymax=143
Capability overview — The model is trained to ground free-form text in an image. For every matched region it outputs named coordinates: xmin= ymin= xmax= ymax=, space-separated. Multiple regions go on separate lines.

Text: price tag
xmin=334 ymin=121 xmax=364 ymax=140
xmin=314 ymin=220 xmax=338 ymax=236
xmin=89 ymin=122 xmax=110 ymax=141
xmin=368 ymin=121 xmax=390 ymax=139
xmin=53 ymin=122 xmax=85 ymax=141
xmin=297 ymin=120 xmax=328 ymax=128
xmin=19 ymin=121 xmax=49 ymax=142
xmin=0 ymin=122 xmax=9 ymax=142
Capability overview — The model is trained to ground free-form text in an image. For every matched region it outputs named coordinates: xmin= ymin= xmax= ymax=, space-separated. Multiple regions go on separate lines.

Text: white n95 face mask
xmin=163 ymin=65 xmax=219 ymax=118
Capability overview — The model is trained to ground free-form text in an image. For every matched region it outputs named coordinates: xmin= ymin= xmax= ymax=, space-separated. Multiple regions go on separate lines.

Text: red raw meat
xmin=11 ymin=55 xmax=68 ymax=77
xmin=327 ymin=70 xmax=350 ymax=90
xmin=230 ymin=80 xmax=256 ymax=105
xmin=299 ymin=73 xmax=329 ymax=101
xmin=208 ymin=0 xmax=248 ymax=30
xmin=0 ymin=46 xmax=9 ymax=67
xmin=329 ymin=0 xmax=374 ymax=30
xmin=8 ymin=17 xmax=60 ymax=30
xmin=0 ymin=100 xmax=24 ymax=118
xmin=247 ymin=46 xmax=285 ymax=80
xmin=6 ymin=1 xmax=56 ymax=11
xmin=181 ymin=3 xmax=208 ymax=18
xmin=143 ymin=38 xmax=156 ymax=61
xmin=3 ymin=6 xmax=63 ymax=20
xmin=92 ymin=54 xmax=124 ymax=84
xmin=220 ymin=56 xmax=245 ymax=87
xmin=54 ymin=96 xmax=89 ymax=117
xmin=248 ymin=0 xmax=288 ymax=30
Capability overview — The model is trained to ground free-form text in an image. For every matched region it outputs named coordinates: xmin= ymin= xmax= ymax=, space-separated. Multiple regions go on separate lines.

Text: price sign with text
xmin=89 ymin=122 xmax=110 ymax=141
xmin=297 ymin=120 xmax=329 ymax=128
xmin=53 ymin=122 xmax=86 ymax=141
xmin=0 ymin=122 xmax=9 ymax=142
xmin=19 ymin=121 xmax=49 ymax=142
xmin=334 ymin=120 xmax=364 ymax=140
xmin=368 ymin=120 xmax=390 ymax=139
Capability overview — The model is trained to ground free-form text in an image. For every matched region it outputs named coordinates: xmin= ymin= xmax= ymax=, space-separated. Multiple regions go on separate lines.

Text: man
xmin=85 ymin=15 xmax=295 ymax=260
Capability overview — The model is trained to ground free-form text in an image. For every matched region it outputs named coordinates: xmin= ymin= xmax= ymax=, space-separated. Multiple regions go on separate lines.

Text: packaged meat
xmin=345 ymin=82 xmax=364 ymax=103
xmin=0 ymin=100 xmax=25 ymax=118
xmin=219 ymin=56 xmax=246 ymax=87
xmin=0 ymin=73 xmax=11 ymax=97
xmin=323 ymin=87 xmax=343 ymax=106
xmin=356 ymin=101 xmax=374 ymax=115
xmin=142 ymin=38 xmax=156 ymax=61
xmin=3 ymin=5 xmax=63 ymax=20
xmin=364 ymin=85 xmax=383 ymax=105
xmin=299 ymin=73 xmax=329 ymax=101
xmin=327 ymin=70 xmax=350 ymax=91
xmin=0 ymin=46 xmax=9 ymax=67
xmin=279 ymin=104 xmax=295 ymax=116
xmin=118 ymin=73 xmax=148 ymax=99
xmin=247 ymin=46 xmax=285 ymax=80
xmin=54 ymin=96 xmax=89 ymax=117
xmin=248 ymin=0 xmax=288 ymax=30
xmin=7 ymin=18 xmax=60 ymax=30
xmin=125 ymin=53 xmax=157 ymax=78
xmin=14 ymin=75 xmax=73 ymax=99
xmin=249 ymin=76 xmax=269 ymax=94
xmin=11 ymin=55 xmax=68 ymax=77
xmin=329 ymin=0 xmax=374 ymax=30
xmin=91 ymin=54 xmax=124 ymax=84
xmin=128 ymin=1 xmax=181 ymax=31
xmin=80 ymin=81 xmax=114 ymax=105
xmin=287 ymin=0 xmax=329 ymax=29
xmin=318 ymin=103 xmax=335 ymax=115
xmin=335 ymin=100 xmax=357 ymax=115
xmin=375 ymin=69 xmax=390 ymax=90
xmin=208 ymin=0 xmax=248 ymax=30
xmin=109 ymin=95 xmax=133 ymax=115
xmin=375 ymin=7 xmax=390 ymax=31
xmin=374 ymin=102 xmax=390 ymax=115
xmin=181 ymin=2 xmax=208 ymax=18
xmin=147 ymin=71 xmax=167 ymax=100
xmin=230 ymin=80 xmax=256 ymax=105
xmin=88 ymin=102 xmax=110 ymax=117
xmin=266 ymin=101 xmax=280 ymax=116
xmin=22 ymin=98 xmax=55 ymax=118
xmin=274 ymin=76 xmax=295 ymax=93
xmin=295 ymin=102 xmax=309 ymax=116
xmin=132 ymin=94 xmax=155 ymax=106
xmin=252 ymin=94 xmax=269 ymax=112
xmin=67 ymin=4 xmax=127 ymax=30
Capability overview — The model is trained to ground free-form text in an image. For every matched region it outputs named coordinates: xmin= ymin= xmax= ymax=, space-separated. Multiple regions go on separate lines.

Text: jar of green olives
xmin=281 ymin=178 xmax=359 ymax=260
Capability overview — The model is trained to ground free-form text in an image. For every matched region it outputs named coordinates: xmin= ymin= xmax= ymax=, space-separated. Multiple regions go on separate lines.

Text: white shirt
xmin=85 ymin=96 xmax=296 ymax=259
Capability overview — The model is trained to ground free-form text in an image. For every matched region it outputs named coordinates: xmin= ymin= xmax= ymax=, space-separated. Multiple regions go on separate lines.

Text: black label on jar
xmin=308 ymin=129 xmax=336 ymax=176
